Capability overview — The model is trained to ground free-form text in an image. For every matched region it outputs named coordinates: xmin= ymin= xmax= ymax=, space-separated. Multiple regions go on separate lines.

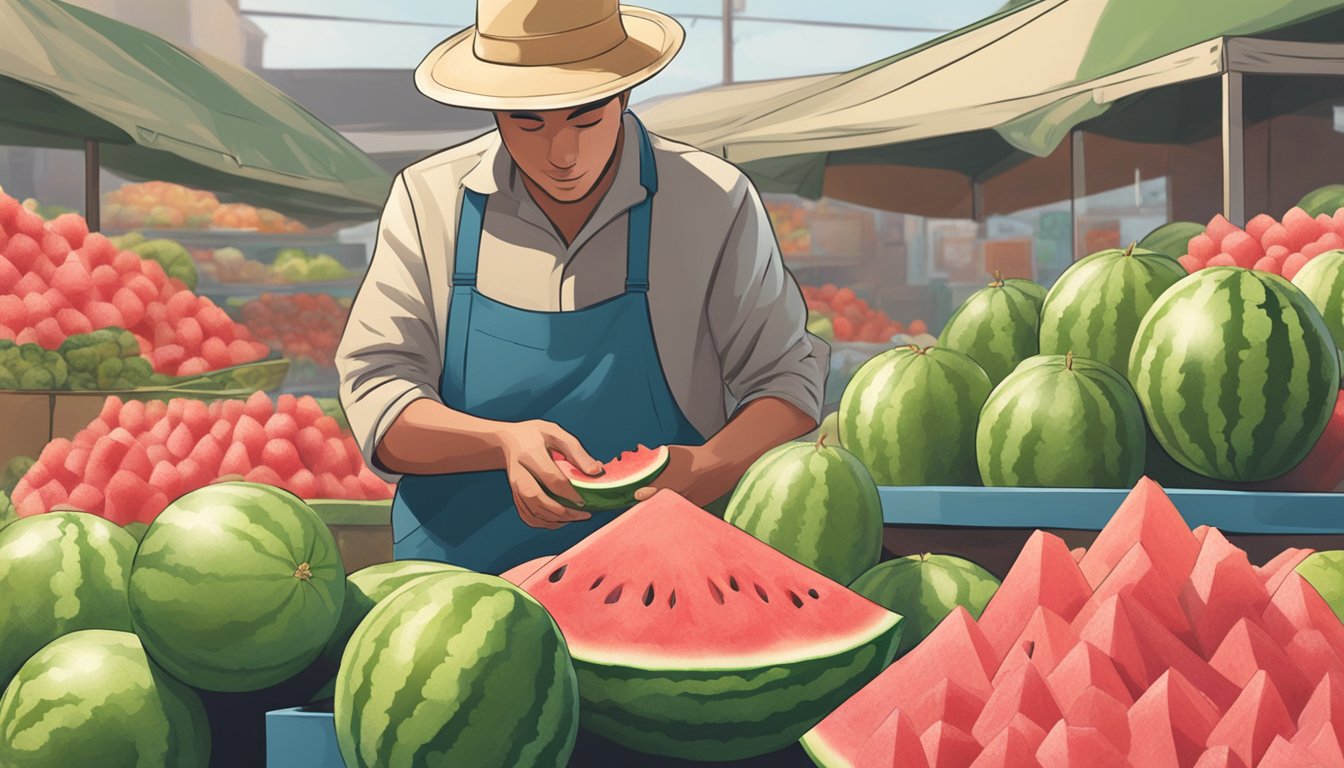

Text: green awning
xmin=642 ymin=0 xmax=1344 ymax=198
xmin=0 ymin=0 xmax=391 ymax=222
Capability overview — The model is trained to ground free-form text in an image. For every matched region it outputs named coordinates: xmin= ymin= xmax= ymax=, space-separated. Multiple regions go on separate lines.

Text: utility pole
xmin=723 ymin=0 xmax=735 ymax=84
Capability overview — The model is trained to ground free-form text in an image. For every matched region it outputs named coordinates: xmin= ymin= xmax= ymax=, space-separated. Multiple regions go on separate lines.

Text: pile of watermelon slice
xmin=805 ymin=478 xmax=1344 ymax=768
xmin=1179 ymin=207 xmax=1344 ymax=280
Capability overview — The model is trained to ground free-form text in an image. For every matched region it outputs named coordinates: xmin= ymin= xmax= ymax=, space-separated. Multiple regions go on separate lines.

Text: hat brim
xmin=415 ymin=7 xmax=684 ymax=111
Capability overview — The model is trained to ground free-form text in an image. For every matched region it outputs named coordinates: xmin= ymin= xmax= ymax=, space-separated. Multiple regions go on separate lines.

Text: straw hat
xmin=415 ymin=0 xmax=685 ymax=111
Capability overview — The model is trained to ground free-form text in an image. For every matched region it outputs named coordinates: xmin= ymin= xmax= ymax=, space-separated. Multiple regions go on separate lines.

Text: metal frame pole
xmin=1222 ymin=70 xmax=1246 ymax=226
xmin=84 ymin=139 xmax=100 ymax=232
xmin=1070 ymin=129 xmax=1086 ymax=260
xmin=723 ymin=0 xmax=734 ymax=84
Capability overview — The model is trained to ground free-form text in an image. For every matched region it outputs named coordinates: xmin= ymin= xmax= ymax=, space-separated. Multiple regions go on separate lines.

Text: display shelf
xmin=102 ymin=228 xmax=369 ymax=268
xmin=196 ymin=276 xmax=363 ymax=301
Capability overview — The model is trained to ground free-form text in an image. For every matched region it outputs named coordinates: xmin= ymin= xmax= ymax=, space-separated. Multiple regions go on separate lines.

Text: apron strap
xmin=624 ymin=113 xmax=658 ymax=294
xmin=442 ymin=188 xmax=488 ymax=404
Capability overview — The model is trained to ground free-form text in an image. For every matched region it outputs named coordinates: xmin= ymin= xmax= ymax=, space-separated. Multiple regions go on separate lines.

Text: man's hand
xmin=496 ymin=420 xmax=604 ymax=530
xmin=632 ymin=445 xmax=736 ymax=507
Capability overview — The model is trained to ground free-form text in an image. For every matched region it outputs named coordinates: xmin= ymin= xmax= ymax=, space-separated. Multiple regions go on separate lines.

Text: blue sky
xmin=241 ymin=0 xmax=1004 ymax=100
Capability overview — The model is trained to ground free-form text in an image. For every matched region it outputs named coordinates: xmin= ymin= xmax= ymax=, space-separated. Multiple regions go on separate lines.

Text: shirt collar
xmin=460 ymin=113 xmax=649 ymax=237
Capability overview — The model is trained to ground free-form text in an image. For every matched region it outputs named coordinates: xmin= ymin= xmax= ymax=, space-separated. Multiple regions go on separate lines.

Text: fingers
xmin=633 ymin=486 xmax=659 ymax=502
xmin=542 ymin=426 xmax=604 ymax=477
xmin=519 ymin=453 xmax=587 ymax=509
xmin=511 ymin=468 xmax=591 ymax=529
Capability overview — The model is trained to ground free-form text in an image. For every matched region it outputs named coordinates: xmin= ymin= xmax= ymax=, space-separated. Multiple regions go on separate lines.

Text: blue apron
xmin=391 ymin=115 xmax=705 ymax=574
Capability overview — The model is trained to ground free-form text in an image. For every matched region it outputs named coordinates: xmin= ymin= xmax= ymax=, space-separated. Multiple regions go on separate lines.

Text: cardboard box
xmin=0 ymin=391 xmax=108 ymax=468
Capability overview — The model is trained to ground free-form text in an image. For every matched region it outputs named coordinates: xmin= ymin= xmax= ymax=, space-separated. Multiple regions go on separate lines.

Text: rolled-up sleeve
xmin=707 ymin=179 xmax=829 ymax=424
xmin=336 ymin=174 xmax=443 ymax=482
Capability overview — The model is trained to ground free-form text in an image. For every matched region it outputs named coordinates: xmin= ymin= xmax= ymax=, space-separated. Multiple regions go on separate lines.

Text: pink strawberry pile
xmin=809 ymin=478 xmax=1344 ymax=768
xmin=0 ymin=193 xmax=269 ymax=377
xmin=1180 ymin=207 xmax=1344 ymax=280
xmin=11 ymin=392 xmax=393 ymax=525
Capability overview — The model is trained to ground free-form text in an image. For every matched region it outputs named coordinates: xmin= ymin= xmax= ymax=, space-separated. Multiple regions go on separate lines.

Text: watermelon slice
xmin=1046 ymin=641 xmax=1133 ymax=713
xmin=500 ymin=555 xmax=553 ymax=585
xmin=1257 ymin=735 xmax=1324 ymax=768
xmin=1061 ymin=686 xmax=1130 ymax=752
xmin=908 ymin=678 xmax=984 ymax=733
xmin=1296 ymin=722 xmax=1344 ymax=767
xmin=919 ymin=721 xmax=979 ymax=768
xmin=1180 ymin=528 xmax=1271 ymax=656
xmin=1205 ymin=670 xmax=1296 ymax=766
xmin=550 ymin=444 xmax=670 ymax=511
xmin=854 ymin=708 xmax=929 ymax=768
xmin=515 ymin=490 xmax=902 ymax=762
xmin=1258 ymin=548 xmax=1314 ymax=594
xmin=1193 ymin=746 xmax=1248 ymax=768
xmin=1036 ymin=723 xmax=1130 ymax=768
xmin=1078 ymin=477 xmax=1198 ymax=591
xmin=1296 ymin=672 xmax=1344 ymax=751
xmin=1207 ymin=618 xmax=1311 ymax=715
xmin=1126 ymin=669 xmax=1221 ymax=768
xmin=971 ymin=725 xmax=1043 ymax=768
xmin=803 ymin=607 xmax=995 ymax=767
xmin=977 ymin=531 xmax=1092 ymax=662
xmin=971 ymin=657 xmax=1062 ymax=745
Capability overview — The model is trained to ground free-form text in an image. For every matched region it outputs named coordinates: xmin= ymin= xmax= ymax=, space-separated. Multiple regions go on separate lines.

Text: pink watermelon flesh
xmin=1047 ymin=641 xmax=1134 ymax=713
xmin=978 ymin=531 xmax=1092 ymax=662
xmin=1127 ymin=669 xmax=1222 ymax=768
xmin=854 ymin=708 xmax=929 ymax=768
xmin=1259 ymin=548 xmax=1315 ymax=594
xmin=1296 ymin=722 xmax=1344 ymax=767
xmin=1257 ymin=735 xmax=1324 ymax=768
xmin=908 ymin=678 xmax=984 ymax=734
xmin=1287 ymin=629 xmax=1344 ymax=682
xmin=805 ymin=607 xmax=995 ymax=764
xmin=500 ymin=555 xmax=554 ymax=585
xmin=1193 ymin=745 xmax=1248 ymax=768
xmin=1205 ymin=670 xmax=1296 ymax=767
xmin=518 ymin=490 xmax=898 ymax=665
xmin=919 ymin=722 xmax=979 ymax=768
xmin=1035 ymin=723 xmax=1130 ymax=768
xmin=551 ymin=443 xmax=669 ymax=499
xmin=1296 ymin=672 xmax=1344 ymax=750
xmin=1083 ymin=542 xmax=1193 ymax=639
xmin=971 ymin=657 xmax=1062 ymax=745
xmin=1207 ymin=618 xmax=1311 ymax=716
xmin=1261 ymin=574 xmax=1344 ymax=660
xmin=970 ymin=725 xmax=1043 ymax=768
xmin=1005 ymin=606 xmax=1077 ymax=676
xmin=1180 ymin=528 xmax=1271 ymax=656
xmin=1062 ymin=686 xmax=1130 ymax=752
xmin=1079 ymin=477 xmax=1198 ymax=591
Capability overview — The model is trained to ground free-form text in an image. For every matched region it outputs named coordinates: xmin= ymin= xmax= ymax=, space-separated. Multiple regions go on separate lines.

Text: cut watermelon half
xmin=550 ymin=444 xmax=670 ymax=512
xmin=517 ymin=490 xmax=903 ymax=761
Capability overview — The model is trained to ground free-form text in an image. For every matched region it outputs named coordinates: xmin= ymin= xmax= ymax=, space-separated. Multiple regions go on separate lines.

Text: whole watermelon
xmin=1297 ymin=551 xmax=1344 ymax=623
xmin=978 ymin=353 xmax=1146 ymax=488
xmin=0 ymin=630 xmax=211 ymax=768
xmin=1298 ymin=184 xmax=1344 ymax=217
xmin=0 ymin=490 xmax=14 ymax=531
xmin=0 ymin=511 xmax=137 ymax=686
xmin=128 ymin=482 xmax=346 ymax=692
xmin=336 ymin=571 xmax=578 ymax=768
xmin=1293 ymin=249 xmax=1344 ymax=361
xmin=1130 ymin=268 xmax=1341 ymax=482
xmin=307 ymin=559 xmax=467 ymax=701
xmin=850 ymin=553 xmax=1000 ymax=657
xmin=840 ymin=345 xmax=992 ymax=486
xmin=937 ymin=273 xmax=1046 ymax=385
xmin=1039 ymin=244 xmax=1187 ymax=374
xmin=725 ymin=436 xmax=883 ymax=585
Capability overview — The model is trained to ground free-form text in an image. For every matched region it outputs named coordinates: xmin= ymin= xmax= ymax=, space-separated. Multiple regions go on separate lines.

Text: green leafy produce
xmin=109 ymin=231 xmax=147 ymax=250
xmin=0 ymin=491 xmax=14 ymax=531
xmin=0 ymin=329 xmax=169 ymax=392
xmin=127 ymin=238 xmax=198 ymax=290
xmin=0 ymin=457 xmax=34 ymax=496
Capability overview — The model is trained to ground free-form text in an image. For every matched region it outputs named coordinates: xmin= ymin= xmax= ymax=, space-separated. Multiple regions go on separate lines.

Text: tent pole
xmin=1222 ymin=70 xmax=1246 ymax=226
xmin=971 ymin=179 xmax=984 ymax=223
xmin=84 ymin=139 xmax=100 ymax=232
xmin=1070 ymin=130 xmax=1085 ymax=261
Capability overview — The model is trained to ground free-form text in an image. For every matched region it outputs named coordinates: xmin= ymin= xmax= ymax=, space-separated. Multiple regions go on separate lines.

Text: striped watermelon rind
xmin=307 ymin=559 xmax=467 ymax=701
xmin=0 ymin=630 xmax=210 ymax=768
xmin=839 ymin=346 xmax=992 ymax=486
xmin=1129 ymin=267 xmax=1341 ymax=482
xmin=552 ymin=444 xmax=670 ymax=511
xmin=335 ymin=571 xmax=579 ymax=768
xmin=1292 ymin=250 xmax=1344 ymax=365
xmin=0 ymin=511 xmax=137 ymax=686
xmin=937 ymin=274 xmax=1046 ymax=385
xmin=1038 ymin=245 xmax=1187 ymax=375
xmin=849 ymin=553 xmax=1000 ymax=658
xmin=978 ymin=353 xmax=1147 ymax=488
xmin=127 ymin=482 xmax=346 ymax=692
xmin=1297 ymin=551 xmax=1344 ymax=623
xmin=1138 ymin=221 xmax=1206 ymax=259
xmin=724 ymin=438 xmax=882 ymax=585
xmin=0 ymin=490 xmax=14 ymax=531
xmin=1297 ymin=184 xmax=1344 ymax=217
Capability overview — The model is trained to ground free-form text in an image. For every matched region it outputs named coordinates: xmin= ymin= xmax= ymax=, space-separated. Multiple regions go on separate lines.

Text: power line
xmin=240 ymin=9 xmax=949 ymax=35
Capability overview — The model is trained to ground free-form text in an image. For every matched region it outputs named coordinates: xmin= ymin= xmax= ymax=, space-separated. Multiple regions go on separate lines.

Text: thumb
xmin=546 ymin=428 xmax=604 ymax=476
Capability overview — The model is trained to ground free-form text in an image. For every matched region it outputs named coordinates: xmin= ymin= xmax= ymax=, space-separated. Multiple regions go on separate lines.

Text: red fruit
xmin=148 ymin=462 xmax=184 ymax=498
xmin=0 ymin=259 xmax=20 ymax=294
xmin=234 ymin=415 xmax=269 ymax=461
xmin=12 ymin=207 xmax=43 ymax=239
xmin=123 ymin=274 xmax=157 ymax=305
xmin=197 ymin=305 xmax=234 ymax=339
xmin=832 ymin=315 xmax=854 ymax=341
xmin=1319 ymin=212 xmax=1340 ymax=233
xmin=1061 ymin=687 xmax=1130 ymax=752
xmin=187 ymin=438 xmax=225 ymax=475
xmin=14 ymin=270 xmax=47 ymax=297
xmin=1283 ymin=252 xmax=1312 ymax=281
xmin=0 ymin=195 xmax=18 ymax=228
xmin=176 ymin=357 xmax=210 ymax=377
xmin=1187 ymin=233 xmax=1218 ymax=261
xmin=1302 ymin=241 xmax=1328 ymax=260
xmin=77 ymin=234 xmax=117 ymax=268
xmin=264 ymin=413 xmax=299 ymax=443
xmin=138 ymin=258 xmax=167 ymax=286
xmin=1208 ymin=618 xmax=1312 ymax=714
xmin=176 ymin=457 xmax=211 ymax=492
xmin=261 ymin=439 xmax=303 ymax=478
xmin=340 ymin=474 xmax=364 ymax=499
xmin=1178 ymin=254 xmax=1205 ymax=273
xmin=85 ymin=301 xmax=123 ymax=329
xmin=908 ymin=319 xmax=929 ymax=336
xmin=358 ymin=468 xmax=392 ymax=500
xmin=920 ymin=722 xmax=980 ymax=768
xmin=41 ymin=287 xmax=71 ymax=314
xmin=1221 ymin=231 xmax=1262 ymax=268
xmin=110 ymin=289 xmax=146 ymax=329
xmin=286 ymin=469 xmax=318 ymax=500
xmin=314 ymin=415 xmax=341 ymax=439
xmin=89 ymin=264 xmax=118 ymax=295
xmin=152 ymin=345 xmax=186 ymax=372
xmin=112 ymin=251 xmax=141 ymax=274
xmin=62 ymin=445 xmax=91 ymax=480
xmin=68 ymin=483 xmax=103 ymax=513
xmin=14 ymin=328 xmax=37 ymax=346
xmin=176 ymin=317 xmax=205 ymax=351
xmin=0 ymin=295 xmax=26 ymax=329
xmin=1204 ymin=670 xmax=1296 ymax=767
xmin=1205 ymin=253 xmax=1238 ymax=268
xmin=978 ymin=531 xmax=1092 ymax=661
xmin=116 ymin=400 xmax=146 ymax=433
xmin=1245 ymin=213 xmax=1278 ymax=243
xmin=219 ymin=398 xmax=245 ymax=424
xmin=47 ymin=213 xmax=88 ymax=248
xmin=103 ymin=470 xmax=153 ymax=525
xmin=1252 ymin=256 xmax=1280 ymax=274
xmin=295 ymin=396 xmax=325 ymax=426
xmin=244 ymin=465 xmax=285 ymax=487
xmin=1317 ymin=232 xmax=1344 ymax=253
xmin=294 ymin=426 xmax=327 ymax=467
xmin=166 ymin=291 xmax=197 ymax=324
xmin=1284 ymin=207 xmax=1324 ymax=250
xmin=1036 ymin=722 xmax=1130 ymax=768
xmin=181 ymin=399 xmax=211 ymax=436
xmin=1260 ymin=223 xmax=1292 ymax=253
xmin=55 ymin=308 xmax=93 ymax=337
xmin=143 ymin=300 xmax=167 ymax=325
xmin=973 ymin=659 xmax=1063 ymax=744
xmin=166 ymin=423 xmax=196 ymax=460
xmin=39 ymin=230 xmax=70 ymax=260
xmin=34 ymin=317 xmax=65 ymax=349
xmin=831 ymin=287 xmax=857 ymax=308
xmin=315 ymin=472 xmax=344 ymax=499
xmin=243 ymin=391 xmax=273 ymax=422
xmin=219 ymin=441 xmax=252 ymax=477
xmin=1205 ymin=214 xmax=1240 ymax=244
xmin=209 ymin=420 xmax=232 ymax=443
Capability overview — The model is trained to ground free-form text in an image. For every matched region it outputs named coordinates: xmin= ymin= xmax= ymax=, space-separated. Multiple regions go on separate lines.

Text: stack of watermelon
xmin=805 ymin=477 xmax=1344 ymax=767
xmin=1177 ymin=208 xmax=1344 ymax=280
xmin=9 ymin=391 xmax=392 ymax=524
xmin=0 ymin=192 xmax=269 ymax=377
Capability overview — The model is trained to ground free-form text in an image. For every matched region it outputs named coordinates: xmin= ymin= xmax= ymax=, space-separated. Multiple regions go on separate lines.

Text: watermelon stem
xmin=1065 ymin=351 xmax=1075 ymax=371
xmin=294 ymin=562 xmax=313 ymax=581
xmin=816 ymin=433 xmax=827 ymax=450
xmin=1123 ymin=242 xmax=1136 ymax=258
xmin=990 ymin=269 xmax=1005 ymax=287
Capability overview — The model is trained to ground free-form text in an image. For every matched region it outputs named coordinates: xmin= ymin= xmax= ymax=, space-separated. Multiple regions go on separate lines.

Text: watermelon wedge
xmin=516 ymin=490 xmax=902 ymax=761
xmin=550 ymin=444 xmax=670 ymax=511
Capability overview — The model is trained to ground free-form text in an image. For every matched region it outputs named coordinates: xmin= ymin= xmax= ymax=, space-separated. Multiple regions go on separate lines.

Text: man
xmin=336 ymin=0 xmax=829 ymax=573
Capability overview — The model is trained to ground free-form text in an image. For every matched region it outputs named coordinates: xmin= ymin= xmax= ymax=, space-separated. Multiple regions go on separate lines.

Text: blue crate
xmin=878 ymin=486 xmax=1344 ymax=534
xmin=266 ymin=706 xmax=343 ymax=768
